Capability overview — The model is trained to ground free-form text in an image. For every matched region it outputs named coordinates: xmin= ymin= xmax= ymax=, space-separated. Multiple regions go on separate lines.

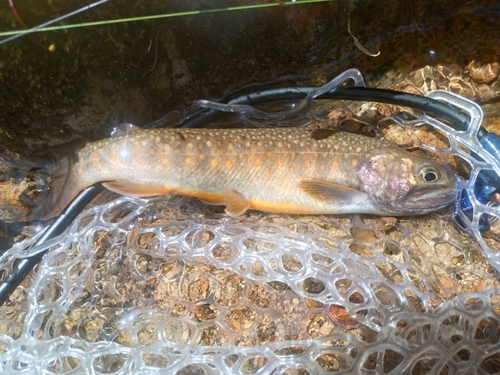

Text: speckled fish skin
xmin=37 ymin=128 xmax=459 ymax=219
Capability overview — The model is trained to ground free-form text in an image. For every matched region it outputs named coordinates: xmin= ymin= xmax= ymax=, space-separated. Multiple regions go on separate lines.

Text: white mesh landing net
xmin=1 ymin=69 xmax=500 ymax=374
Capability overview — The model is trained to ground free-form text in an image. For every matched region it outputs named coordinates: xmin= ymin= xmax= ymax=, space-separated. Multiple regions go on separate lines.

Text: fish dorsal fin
xmin=103 ymin=180 xmax=170 ymax=197
xmin=299 ymin=179 xmax=367 ymax=202
xmin=111 ymin=123 xmax=141 ymax=137
xmin=225 ymin=188 xmax=250 ymax=217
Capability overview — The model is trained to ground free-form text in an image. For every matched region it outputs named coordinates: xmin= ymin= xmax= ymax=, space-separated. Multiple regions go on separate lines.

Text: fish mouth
xmin=371 ymin=182 xmax=459 ymax=216
xmin=407 ymin=183 xmax=459 ymax=208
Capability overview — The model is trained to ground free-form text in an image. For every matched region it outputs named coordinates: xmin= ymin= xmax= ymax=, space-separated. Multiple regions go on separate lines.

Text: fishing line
xmin=0 ymin=0 xmax=110 ymax=46
xmin=8 ymin=0 xmax=49 ymax=50
xmin=0 ymin=0 xmax=333 ymax=42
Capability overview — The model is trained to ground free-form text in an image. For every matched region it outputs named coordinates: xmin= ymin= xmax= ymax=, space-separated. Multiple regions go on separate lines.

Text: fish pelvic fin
xmin=29 ymin=141 xmax=86 ymax=220
xmin=299 ymin=179 xmax=366 ymax=202
xmin=225 ymin=188 xmax=250 ymax=217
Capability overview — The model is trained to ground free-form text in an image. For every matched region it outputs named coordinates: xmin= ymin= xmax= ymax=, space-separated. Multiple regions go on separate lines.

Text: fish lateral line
xmin=137 ymin=150 xmax=370 ymax=157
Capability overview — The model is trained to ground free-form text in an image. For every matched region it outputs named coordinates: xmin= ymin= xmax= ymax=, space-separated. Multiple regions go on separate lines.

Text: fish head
xmin=358 ymin=148 xmax=459 ymax=215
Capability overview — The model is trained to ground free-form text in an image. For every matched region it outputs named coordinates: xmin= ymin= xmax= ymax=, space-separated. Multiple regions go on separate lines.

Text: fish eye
xmin=419 ymin=166 xmax=440 ymax=182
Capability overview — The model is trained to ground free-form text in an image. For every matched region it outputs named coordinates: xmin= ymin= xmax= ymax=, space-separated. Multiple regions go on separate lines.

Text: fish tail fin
xmin=29 ymin=141 xmax=86 ymax=221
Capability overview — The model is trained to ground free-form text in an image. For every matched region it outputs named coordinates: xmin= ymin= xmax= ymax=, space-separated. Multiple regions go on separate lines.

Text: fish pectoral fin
xmin=225 ymin=188 xmax=250 ymax=217
xmin=103 ymin=180 xmax=170 ymax=197
xmin=299 ymin=179 xmax=367 ymax=202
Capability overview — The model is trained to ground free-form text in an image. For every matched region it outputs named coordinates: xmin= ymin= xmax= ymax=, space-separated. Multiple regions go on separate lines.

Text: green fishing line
xmin=0 ymin=0 xmax=334 ymax=37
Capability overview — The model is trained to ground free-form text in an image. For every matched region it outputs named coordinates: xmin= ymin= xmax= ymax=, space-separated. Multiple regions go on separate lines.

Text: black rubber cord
xmin=0 ymin=185 xmax=103 ymax=304
xmin=0 ymin=85 xmax=481 ymax=305
xmin=180 ymin=86 xmax=481 ymax=137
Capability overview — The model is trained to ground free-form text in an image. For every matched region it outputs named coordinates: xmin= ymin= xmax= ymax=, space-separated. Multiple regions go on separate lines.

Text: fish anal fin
xmin=225 ymin=187 xmax=250 ymax=217
xmin=299 ymin=179 xmax=366 ymax=202
xmin=103 ymin=181 xmax=170 ymax=197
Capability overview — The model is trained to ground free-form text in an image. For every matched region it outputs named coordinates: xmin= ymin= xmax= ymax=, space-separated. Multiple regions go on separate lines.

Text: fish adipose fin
xmin=225 ymin=188 xmax=250 ymax=217
xmin=299 ymin=179 xmax=367 ymax=202
xmin=103 ymin=181 xmax=170 ymax=197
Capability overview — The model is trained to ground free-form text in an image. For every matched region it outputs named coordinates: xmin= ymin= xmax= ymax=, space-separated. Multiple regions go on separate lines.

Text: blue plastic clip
xmin=455 ymin=133 xmax=500 ymax=232
xmin=478 ymin=133 xmax=500 ymax=198
xmin=456 ymin=181 xmax=491 ymax=232
xmin=480 ymin=133 xmax=500 ymax=158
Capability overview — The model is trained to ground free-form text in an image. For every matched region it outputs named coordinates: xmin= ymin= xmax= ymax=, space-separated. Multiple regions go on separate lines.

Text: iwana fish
xmin=32 ymin=127 xmax=458 ymax=220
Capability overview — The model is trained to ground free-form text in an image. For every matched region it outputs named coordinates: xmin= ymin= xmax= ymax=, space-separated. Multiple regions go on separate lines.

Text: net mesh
xmin=1 ymin=69 xmax=500 ymax=374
